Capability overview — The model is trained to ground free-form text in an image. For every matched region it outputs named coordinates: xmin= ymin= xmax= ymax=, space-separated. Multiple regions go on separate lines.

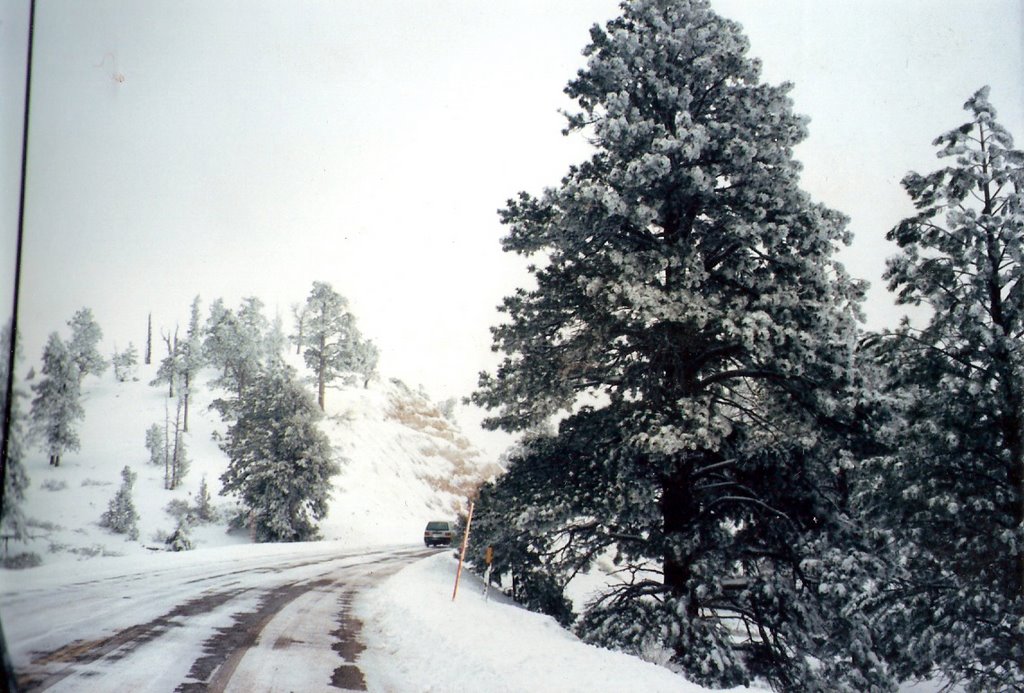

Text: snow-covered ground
xmin=7 ymin=359 xmax=499 ymax=565
xmin=358 ymin=550 xmax=760 ymax=693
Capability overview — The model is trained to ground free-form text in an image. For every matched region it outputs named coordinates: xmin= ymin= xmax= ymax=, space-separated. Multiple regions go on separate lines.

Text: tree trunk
xmin=661 ymin=464 xmax=699 ymax=619
xmin=317 ymin=333 xmax=327 ymax=410
xmin=183 ymin=371 xmax=190 ymax=433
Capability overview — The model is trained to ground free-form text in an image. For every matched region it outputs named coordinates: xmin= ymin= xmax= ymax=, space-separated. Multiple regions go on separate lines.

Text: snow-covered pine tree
xmin=290 ymin=302 xmax=308 ymax=356
xmin=151 ymin=327 xmax=180 ymax=398
xmin=144 ymin=423 xmax=165 ymax=467
xmin=111 ymin=342 xmax=139 ymax=382
xmin=1 ymin=324 xmax=30 ymax=540
xmin=180 ymin=295 xmax=205 ymax=432
xmin=30 ymin=333 xmax=84 ymax=467
xmin=470 ymin=1 xmax=889 ymax=689
xmin=100 ymin=465 xmax=139 ymax=540
xmin=300 ymin=281 xmax=364 ymax=409
xmin=194 ymin=475 xmax=215 ymax=522
xmin=350 ymin=338 xmax=379 ymax=389
xmin=869 ymin=87 xmax=1024 ymax=691
xmin=145 ymin=312 xmax=152 ymax=365
xmin=217 ymin=361 xmax=339 ymax=542
xmin=168 ymin=394 xmax=189 ymax=490
xmin=66 ymin=308 xmax=106 ymax=381
xmin=204 ymin=297 xmax=271 ymax=399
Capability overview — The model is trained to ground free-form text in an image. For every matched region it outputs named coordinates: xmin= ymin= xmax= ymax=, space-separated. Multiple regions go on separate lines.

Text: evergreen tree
xmin=265 ymin=312 xmax=288 ymax=364
xmin=870 ymin=87 xmax=1024 ymax=691
xmin=145 ymin=312 xmax=152 ymax=365
xmin=300 ymin=281 xmax=366 ymax=409
xmin=30 ymin=333 xmax=84 ymax=467
xmin=151 ymin=327 xmax=180 ymax=398
xmin=100 ymin=465 xmax=139 ymax=540
xmin=218 ymin=361 xmax=339 ymax=542
xmin=144 ymin=423 xmax=165 ymax=467
xmin=180 ymin=296 xmax=205 ymax=431
xmin=350 ymin=338 xmax=379 ymax=389
xmin=470 ymin=2 xmax=888 ymax=689
xmin=111 ymin=342 xmax=139 ymax=382
xmin=67 ymin=308 xmax=106 ymax=381
xmin=1 ymin=324 xmax=29 ymax=540
xmin=194 ymin=475 xmax=216 ymax=522
xmin=167 ymin=393 xmax=189 ymax=490
xmin=204 ymin=297 xmax=270 ymax=398
xmin=290 ymin=302 xmax=308 ymax=356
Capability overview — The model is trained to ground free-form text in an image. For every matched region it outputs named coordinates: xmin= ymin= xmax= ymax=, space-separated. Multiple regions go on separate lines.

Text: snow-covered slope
xmin=8 ymin=362 xmax=500 ymax=564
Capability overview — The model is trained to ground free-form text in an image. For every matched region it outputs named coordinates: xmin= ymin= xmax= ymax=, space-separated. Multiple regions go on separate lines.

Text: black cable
xmin=1 ymin=1 xmax=35 ymax=691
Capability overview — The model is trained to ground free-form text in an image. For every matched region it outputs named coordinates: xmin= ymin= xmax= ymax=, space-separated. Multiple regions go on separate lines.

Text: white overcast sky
xmin=2 ymin=1 xmax=1023 ymax=456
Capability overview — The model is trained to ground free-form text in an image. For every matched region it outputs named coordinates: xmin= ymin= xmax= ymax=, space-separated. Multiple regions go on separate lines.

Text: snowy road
xmin=1 ymin=543 xmax=434 ymax=692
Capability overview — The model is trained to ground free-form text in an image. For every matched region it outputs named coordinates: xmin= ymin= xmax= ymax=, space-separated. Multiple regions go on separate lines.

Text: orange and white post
xmin=451 ymin=500 xmax=475 ymax=601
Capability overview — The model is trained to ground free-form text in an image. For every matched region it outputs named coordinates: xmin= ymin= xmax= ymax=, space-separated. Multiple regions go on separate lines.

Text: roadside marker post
xmin=451 ymin=500 xmax=475 ymax=601
xmin=483 ymin=546 xmax=494 ymax=601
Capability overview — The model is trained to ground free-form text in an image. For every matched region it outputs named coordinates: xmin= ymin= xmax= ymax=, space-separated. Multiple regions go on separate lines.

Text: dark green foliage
xmin=867 ymin=87 xmax=1024 ymax=691
xmin=1 ymin=324 xmax=29 ymax=540
xmin=470 ymin=1 xmax=891 ymax=689
xmin=218 ymin=362 xmax=339 ymax=542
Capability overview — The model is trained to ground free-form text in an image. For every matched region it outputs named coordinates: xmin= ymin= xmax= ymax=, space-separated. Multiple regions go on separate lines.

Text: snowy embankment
xmin=9 ymin=360 xmax=500 ymax=564
xmin=356 ymin=551 xmax=762 ymax=693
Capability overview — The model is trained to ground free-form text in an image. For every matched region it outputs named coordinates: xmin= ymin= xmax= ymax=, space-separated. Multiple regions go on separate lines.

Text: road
xmin=1 ymin=544 xmax=434 ymax=692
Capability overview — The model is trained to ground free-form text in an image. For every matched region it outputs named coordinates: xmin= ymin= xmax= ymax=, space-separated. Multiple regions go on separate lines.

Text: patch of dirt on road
xmin=176 ymin=579 xmax=333 ymax=693
xmin=330 ymin=590 xmax=366 ymax=691
xmin=18 ymin=588 xmax=247 ymax=692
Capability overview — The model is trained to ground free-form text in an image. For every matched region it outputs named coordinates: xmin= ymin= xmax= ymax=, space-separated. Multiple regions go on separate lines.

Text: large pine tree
xmin=471 ymin=1 xmax=888 ymax=689
xmin=218 ymin=362 xmax=339 ymax=542
xmin=871 ymin=87 xmax=1024 ymax=691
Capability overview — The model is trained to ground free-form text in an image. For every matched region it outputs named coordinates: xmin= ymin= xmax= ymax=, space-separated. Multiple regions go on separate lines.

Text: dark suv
xmin=423 ymin=521 xmax=456 ymax=547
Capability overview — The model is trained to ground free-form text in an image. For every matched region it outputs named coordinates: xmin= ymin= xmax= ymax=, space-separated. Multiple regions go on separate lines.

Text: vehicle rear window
xmin=426 ymin=522 xmax=451 ymax=530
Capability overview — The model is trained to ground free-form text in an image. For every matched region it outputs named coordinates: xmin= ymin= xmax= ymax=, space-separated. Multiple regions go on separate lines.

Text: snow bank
xmin=355 ymin=552 xmax=760 ymax=693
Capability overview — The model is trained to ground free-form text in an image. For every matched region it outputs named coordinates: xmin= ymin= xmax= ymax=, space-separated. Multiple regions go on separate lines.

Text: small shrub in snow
xmin=194 ymin=476 xmax=216 ymax=523
xmin=145 ymin=424 xmax=165 ymax=466
xmin=80 ymin=478 xmax=111 ymax=487
xmin=2 ymin=552 xmax=42 ymax=570
xmin=164 ymin=521 xmax=193 ymax=552
xmin=165 ymin=498 xmax=192 ymax=523
xmin=100 ymin=466 xmax=140 ymax=540
xmin=27 ymin=518 xmax=62 ymax=532
xmin=40 ymin=479 xmax=68 ymax=492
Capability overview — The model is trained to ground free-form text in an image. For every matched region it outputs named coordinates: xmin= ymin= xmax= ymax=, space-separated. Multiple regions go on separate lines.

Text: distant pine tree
xmin=111 ymin=342 xmax=139 ymax=382
xmin=30 ymin=333 xmax=84 ymax=467
xmin=204 ymin=297 xmax=271 ymax=398
xmin=100 ymin=466 xmax=139 ymax=540
xmin=194 ymin=475 xmax=216 ymax=523
xmin=67 ymin=308 xmax=106 ymax=381
xmin=300 ymin=281 xmax=360 ymax=410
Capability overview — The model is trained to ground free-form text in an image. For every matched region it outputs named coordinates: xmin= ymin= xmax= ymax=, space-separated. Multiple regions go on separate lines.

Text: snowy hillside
xmin=8 ymin=361 xmax=501 ymax=564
